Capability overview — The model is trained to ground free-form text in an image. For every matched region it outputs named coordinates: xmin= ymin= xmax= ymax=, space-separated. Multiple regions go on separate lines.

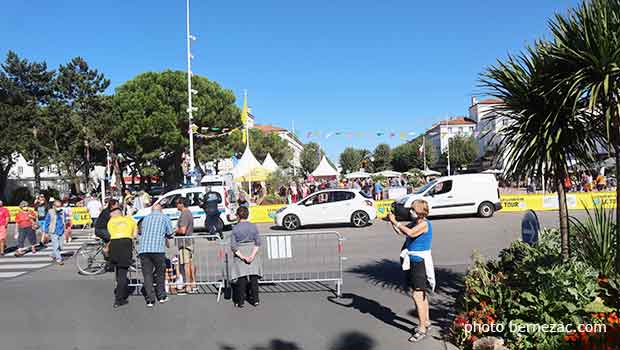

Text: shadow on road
xmin=218 ymin=332 xmax=376 ymax=350
xmin=347 ymin=259 xmax=465 ymax=339
xmin=327 ymin=293 xmax=416 ymax=334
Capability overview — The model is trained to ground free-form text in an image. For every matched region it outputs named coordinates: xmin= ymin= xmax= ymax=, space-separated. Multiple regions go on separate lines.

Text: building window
xmin=18 ymin=166 xmax=23 ymax=175
xmin=448 ymin=127 xmax=453 ymax=133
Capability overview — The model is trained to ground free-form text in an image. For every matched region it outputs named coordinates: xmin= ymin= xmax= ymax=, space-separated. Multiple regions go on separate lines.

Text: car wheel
xmin=282 ymin=214 xmax=300 ymax=231
xmin=478 ymin=202 xmax=495 ymax=218
xmin=351 ymin=211 xmax=370 ymax=227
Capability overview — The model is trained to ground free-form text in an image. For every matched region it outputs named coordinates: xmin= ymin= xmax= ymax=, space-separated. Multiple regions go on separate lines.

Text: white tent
xmin=345 ymin=171 xmax=371 ymax=179
xmin=232 ymin=147 xmax=268 ymax=179
xmin=373 ymin=170 xmax=402 ymax=178
xmin=311 ymin=156 xmax=339 ymax=178
xmin=262 ymin=153 xmax=279 ymax=172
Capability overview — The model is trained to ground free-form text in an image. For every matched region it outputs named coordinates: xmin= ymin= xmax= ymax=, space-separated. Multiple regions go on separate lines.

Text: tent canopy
xmin=311 ymin=156 xmax=339 ymax=177
xmin=373 ymin=170 xmax=402 ymax=178
xmin=232 ymin=147 xmax=272 ymax=181
xmin=262 ymin=153 xmax=279 ymax=172
xmin=346 ymin=171 xmax=371 ymax=179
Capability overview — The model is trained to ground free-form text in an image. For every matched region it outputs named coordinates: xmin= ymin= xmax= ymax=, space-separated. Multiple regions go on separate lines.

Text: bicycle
xmin=75 ymin=239 xmax=108 ymax=275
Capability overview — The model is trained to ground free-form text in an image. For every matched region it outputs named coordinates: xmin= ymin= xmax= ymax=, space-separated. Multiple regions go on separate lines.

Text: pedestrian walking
xmin=62 ymin=200 xmax=73 ymax=243
xmin=14 ymin=201 xmax=38 ymax=257
xmin=230 ymin=206 xmax=262 ymax=308
xmin=388 ymin=199 xmax=435 ymax=343
xmin=175 ymin=197 xmax=196 ymax=294
xmin=0 ymin=200 xmax=9 ymax=255
xmin=203 ymin=187 xmax=223 ymax=238
xmin=138 ymin=203 xmax=173 ymax=308
xmin=107 ymin=207 xmax=138 ymax=308
xmin=34 ymin=195 xmax=49 ymax=245
xmin=43 ymin=200 xmax=67 ymax=265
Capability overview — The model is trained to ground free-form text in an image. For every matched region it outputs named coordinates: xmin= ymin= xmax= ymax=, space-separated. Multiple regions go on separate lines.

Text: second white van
xmin=392 ymin=174 xmax=502 ymax=219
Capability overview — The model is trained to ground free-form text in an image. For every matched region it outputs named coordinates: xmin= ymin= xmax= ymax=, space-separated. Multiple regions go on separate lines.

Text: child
xmin=165 ymin=257 xmax=178 ymax=295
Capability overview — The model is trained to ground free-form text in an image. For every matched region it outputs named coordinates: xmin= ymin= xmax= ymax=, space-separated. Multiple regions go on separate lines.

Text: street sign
xmin=521 ymin=210 xmax=540 ymax=245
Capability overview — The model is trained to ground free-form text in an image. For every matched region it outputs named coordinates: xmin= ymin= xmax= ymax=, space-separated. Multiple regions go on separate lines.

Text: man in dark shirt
xmin=95 ymin=199 xmax=119 ymax=242
xmin=203 ymin=187 xmax=223 ymax=238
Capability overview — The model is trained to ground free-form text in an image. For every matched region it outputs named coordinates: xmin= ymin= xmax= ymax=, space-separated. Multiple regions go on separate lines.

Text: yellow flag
xmin=241 ymin=93 xmax=248 ymax=144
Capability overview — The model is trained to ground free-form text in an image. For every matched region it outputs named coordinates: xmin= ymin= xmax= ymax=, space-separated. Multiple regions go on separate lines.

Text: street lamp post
xmin=186 ymin=0 xmax=197 ymax=183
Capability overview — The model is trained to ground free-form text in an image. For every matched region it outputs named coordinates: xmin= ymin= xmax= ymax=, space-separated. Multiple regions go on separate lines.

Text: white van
xmin=133 ymin=185 xmax=238 ymax=231
xmin=393 ymin=174 xmax=502 ymax=219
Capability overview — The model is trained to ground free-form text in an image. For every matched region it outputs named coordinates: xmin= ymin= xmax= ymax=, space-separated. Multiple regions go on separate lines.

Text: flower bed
xmin=452 ymin=230 xmax=619 ymax=350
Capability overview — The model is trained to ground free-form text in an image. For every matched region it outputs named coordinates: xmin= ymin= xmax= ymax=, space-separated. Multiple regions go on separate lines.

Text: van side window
xmin=186 ymin=192 xmax=204 ymax=207
xmin=430 ymin=181 xmax=453 ymax=195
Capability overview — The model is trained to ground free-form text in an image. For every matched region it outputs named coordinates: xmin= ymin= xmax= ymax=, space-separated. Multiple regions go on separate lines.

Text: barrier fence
xmin=126 ymin=231 xmax=345 ymax=302
xmin=128 ymin=235 xmax=227 ymax=302
xmin=250 ymin=231 xmax=344 ymax=297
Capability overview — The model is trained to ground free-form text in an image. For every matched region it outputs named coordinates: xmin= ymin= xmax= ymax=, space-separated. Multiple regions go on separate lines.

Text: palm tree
xmin=480 ymin=42 xmax=599 ymax=261
xmin=549 ymin=0 xmax=620 ymax=272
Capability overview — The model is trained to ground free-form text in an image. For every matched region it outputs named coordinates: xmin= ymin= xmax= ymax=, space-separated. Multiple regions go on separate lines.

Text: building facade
xmin=253 ymin=123 xmax=304 ymax=170
xmin=426 ymin=116 xmax=477 ymax=159
xmin=468 ymin=97 xmax=506 ymax=156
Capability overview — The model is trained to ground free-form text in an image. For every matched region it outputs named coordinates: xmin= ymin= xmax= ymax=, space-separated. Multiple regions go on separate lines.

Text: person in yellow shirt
xmin=107 ymin=208 xmax=138 ymax=308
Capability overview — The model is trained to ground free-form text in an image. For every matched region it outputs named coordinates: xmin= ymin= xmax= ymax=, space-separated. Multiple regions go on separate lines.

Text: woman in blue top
xmin=388 ymin=199 xmax=433 ymax=343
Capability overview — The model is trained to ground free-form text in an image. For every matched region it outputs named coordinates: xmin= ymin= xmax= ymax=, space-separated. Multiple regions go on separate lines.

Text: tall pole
xmin=244 ymin=90 xmax=251 ymax=200
xmin=445 ymin=121 xmax=451 ymax=176
xmin=186 ymin=0 xmax=196 ymax=182
xmin=423 ymin=134 xmax=427 ymax=170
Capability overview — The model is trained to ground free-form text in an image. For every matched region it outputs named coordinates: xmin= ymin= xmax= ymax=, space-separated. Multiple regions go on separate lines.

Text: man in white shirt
xmin=85 ymin=194 xmax=103 ymax=226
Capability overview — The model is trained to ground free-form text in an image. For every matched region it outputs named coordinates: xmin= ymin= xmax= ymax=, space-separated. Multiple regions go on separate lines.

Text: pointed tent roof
xmin=311 ymin=156 xmax=339 ymax=177
xmin=232 ymin=147 xmax=269 ymax=179
xmin=262 ymin=153 xmax=279 ymax=172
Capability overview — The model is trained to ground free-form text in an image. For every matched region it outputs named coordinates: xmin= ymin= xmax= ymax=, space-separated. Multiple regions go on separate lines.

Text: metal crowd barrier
xmin=128 ymin=235 xmax=227 ymax=302
xmin=230 ymin=231 xmax=345 ymax=297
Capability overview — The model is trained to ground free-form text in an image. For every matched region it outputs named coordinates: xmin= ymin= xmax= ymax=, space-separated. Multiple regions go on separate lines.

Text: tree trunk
xmin=0 ymin=160 xmax=12 ymax=202
xmin=556 ymin=175 xmax=570 ymax=262
xmin=615 ymin=145 xmax=620 ymax=274
xmin=33 ymin=153 xmax=41 ymax=194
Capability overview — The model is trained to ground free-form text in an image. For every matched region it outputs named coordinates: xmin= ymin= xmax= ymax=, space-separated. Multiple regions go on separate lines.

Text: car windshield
xmin=414 ymin=180 xmax=437 ymax=195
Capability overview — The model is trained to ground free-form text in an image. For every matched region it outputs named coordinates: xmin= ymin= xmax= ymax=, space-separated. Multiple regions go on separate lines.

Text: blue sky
xmin=1 ymin=0 xmax=576 ymax=161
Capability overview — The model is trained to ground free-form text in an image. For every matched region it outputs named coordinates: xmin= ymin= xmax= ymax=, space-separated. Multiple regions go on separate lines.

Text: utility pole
xmin=423 ymin=134 xmax=427 ymax=170
xmin=186 ymin=0 xmax=197 ymax=183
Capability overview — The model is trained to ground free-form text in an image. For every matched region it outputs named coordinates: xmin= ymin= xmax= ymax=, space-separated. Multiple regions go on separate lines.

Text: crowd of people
xmin=0 ymin=194 xmax=81 ymax=260
xmin=270 ymin=176 xmax=407 ymax=204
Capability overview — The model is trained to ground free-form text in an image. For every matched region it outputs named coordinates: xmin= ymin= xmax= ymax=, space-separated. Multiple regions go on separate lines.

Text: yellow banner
xmin=5 ymin=206 xmax=92 ymax=226
xmin=500 ymin=192 xmax=617 ymax=212
xmin=71 ymin=207 xmax=93 ymax=226
xmin=248 ymin=204 xmax=286 ymax=223
xmin=374 ymin=200 xmax=394 ymax=218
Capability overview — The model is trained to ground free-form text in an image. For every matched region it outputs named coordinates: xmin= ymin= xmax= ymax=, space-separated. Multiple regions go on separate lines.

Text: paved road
xmin=0 ymin=210 xmax=577 ymax=350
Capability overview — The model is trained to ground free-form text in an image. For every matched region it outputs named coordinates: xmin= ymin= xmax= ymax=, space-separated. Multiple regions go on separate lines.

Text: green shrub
xmin=569 ymin=205 xmax=617 ymax=279
xmin=453 ymin=229 xmax=600 ymax=350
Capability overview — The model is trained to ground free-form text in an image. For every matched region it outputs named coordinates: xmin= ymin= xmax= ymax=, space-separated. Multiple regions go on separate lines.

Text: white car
xmin=393 ymin=173 xmax=502 ymax=219
xmin=274 ymin=189 xmax=377 ymax=230
xmin=133 ymin=186 xmax=237 ymax=231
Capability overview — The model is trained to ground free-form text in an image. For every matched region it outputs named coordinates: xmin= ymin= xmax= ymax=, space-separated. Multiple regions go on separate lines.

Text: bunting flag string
xmin=298 ymin=130 xmax=425 ymax=140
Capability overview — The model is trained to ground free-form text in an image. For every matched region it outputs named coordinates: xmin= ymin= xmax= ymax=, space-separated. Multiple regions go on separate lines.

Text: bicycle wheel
xmin=75 ymin=244 xmax=107 ymax=276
